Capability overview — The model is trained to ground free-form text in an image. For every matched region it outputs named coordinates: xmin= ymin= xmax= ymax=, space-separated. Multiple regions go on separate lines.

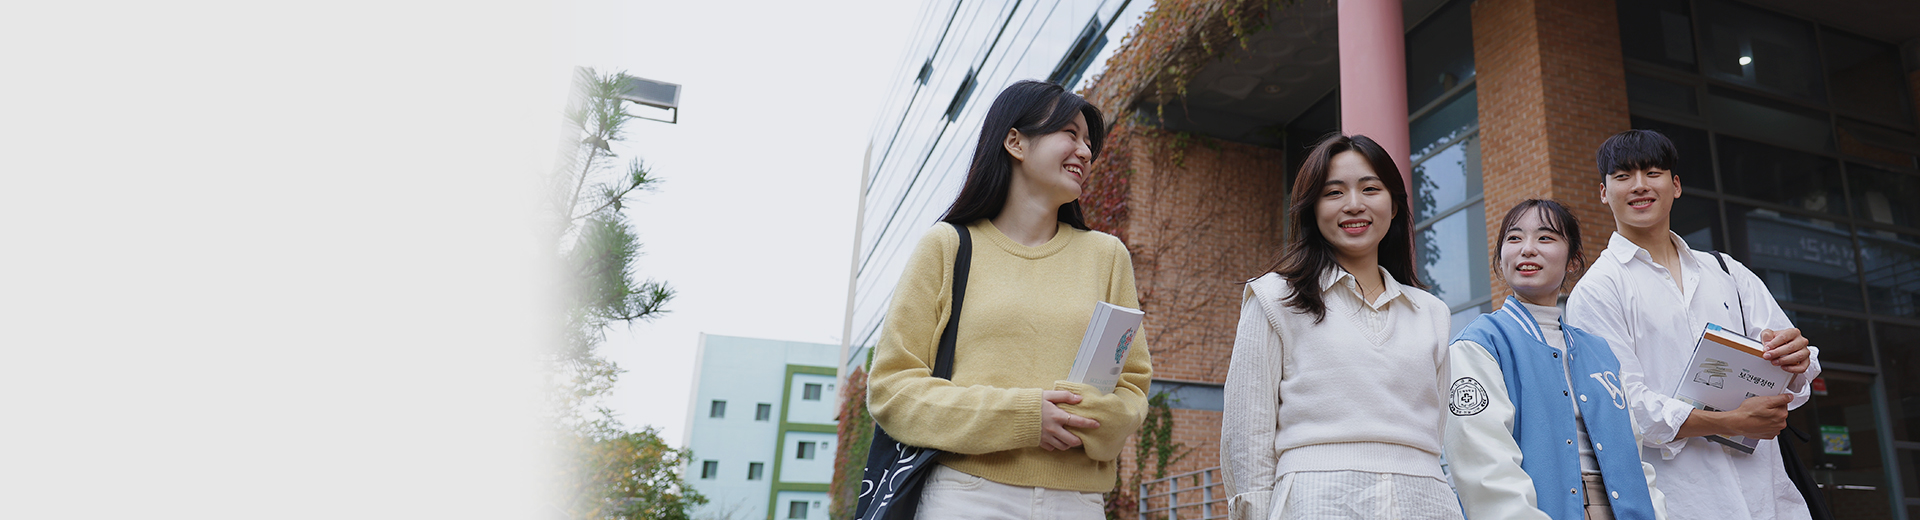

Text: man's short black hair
xmin=1596 ymin=129 xmax=1678 ymax=178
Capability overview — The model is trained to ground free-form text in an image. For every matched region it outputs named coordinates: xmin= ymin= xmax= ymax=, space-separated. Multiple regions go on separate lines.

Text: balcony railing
xmin=1138 ymin=467 xmax=1226 ymax=520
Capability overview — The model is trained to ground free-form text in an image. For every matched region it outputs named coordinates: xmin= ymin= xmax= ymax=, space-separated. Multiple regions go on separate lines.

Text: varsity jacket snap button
xmin=1611 ymin=491 xmax=1620 ymax=499
xmin=1596 ymin=443 xmax=1603 ymax=450
xmin=1566 ymin=439 xmax=1573 ymax=445
xmin=1570 ymin=488 xmax=1577 ymax=494
xmin=1580 ymin=395 xmax=1588 ymax=402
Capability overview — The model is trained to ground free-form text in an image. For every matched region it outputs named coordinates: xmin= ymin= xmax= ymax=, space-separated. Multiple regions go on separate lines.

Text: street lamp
xmin=616 ymin=74 xmax=680 ymax=124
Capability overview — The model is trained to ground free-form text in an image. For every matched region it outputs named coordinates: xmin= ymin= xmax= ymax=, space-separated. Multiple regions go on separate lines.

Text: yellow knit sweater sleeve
xmin=867 ymin=224 xmax=1045 ymax=454
xmin=1053 ymin=236 xmax=1152 ymax=461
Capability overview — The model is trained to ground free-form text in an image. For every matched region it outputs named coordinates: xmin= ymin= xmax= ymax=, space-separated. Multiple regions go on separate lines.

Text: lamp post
xmin=615 ymin=74 xmax=680 ymax=124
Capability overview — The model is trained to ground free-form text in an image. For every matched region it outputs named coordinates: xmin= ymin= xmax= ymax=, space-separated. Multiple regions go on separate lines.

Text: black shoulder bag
xmin=1710 ymin=251 xmax=1834 ymax=520
xmin=854 ymin=222 xmax=972 ymax=520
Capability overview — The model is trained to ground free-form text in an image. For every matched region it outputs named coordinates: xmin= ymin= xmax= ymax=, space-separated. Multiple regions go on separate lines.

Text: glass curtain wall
xmin=1619 ymin=0 xmax=1919 ymax=517
xmin=1404 ymin=0 xmax=1487 ymax=336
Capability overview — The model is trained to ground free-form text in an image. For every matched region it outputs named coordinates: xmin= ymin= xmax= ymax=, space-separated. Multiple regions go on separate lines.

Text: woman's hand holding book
xmin=1040 ymin=390 xmax=1099 ymax=451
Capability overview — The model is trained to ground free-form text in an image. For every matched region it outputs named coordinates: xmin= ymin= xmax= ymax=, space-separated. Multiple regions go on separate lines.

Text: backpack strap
xmin=931 ymin=222 xmax=972 ymax=380
xmin=1709 ymin=250 xmax=1748 ymax=336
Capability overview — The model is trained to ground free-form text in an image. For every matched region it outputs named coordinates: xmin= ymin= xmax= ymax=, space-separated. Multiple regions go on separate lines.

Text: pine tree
xmin=549 ymin=67 xmax=703 ymax=519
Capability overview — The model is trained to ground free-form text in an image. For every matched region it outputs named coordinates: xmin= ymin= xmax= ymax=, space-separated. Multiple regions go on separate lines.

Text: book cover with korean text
xmin=1674 ymin=323 xmax=1790 ymax=454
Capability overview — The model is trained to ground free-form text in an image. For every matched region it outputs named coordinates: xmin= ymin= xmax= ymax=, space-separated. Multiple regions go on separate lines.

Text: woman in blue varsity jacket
xmin=1443 ymin=199 xmax=1667 ymax=520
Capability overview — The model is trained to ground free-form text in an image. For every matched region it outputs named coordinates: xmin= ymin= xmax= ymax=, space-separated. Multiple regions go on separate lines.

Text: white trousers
xmin=914 ymin=465 xmax=1106 ymax=520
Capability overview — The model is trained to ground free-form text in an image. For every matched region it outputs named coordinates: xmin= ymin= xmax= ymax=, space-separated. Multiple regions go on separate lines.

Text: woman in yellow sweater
xmin=866 ymin=80 xmax=1152 ymax=519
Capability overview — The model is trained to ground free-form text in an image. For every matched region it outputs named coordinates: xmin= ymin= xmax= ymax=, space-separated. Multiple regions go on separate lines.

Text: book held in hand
xmin=1067 ymin=302 xmax=1144 ymax=394
xmin=1673 ymin=323 xmax=1790 ymax=454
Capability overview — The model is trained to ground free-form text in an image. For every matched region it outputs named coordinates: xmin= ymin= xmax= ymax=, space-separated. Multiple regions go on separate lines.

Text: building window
xmin=1046 ymin=16 xmax=1108 ymax=88
xmin=788 ymin=500 xmax=809 ymax=519
xmin=1693 ymin=0 xmax=1826 ymax=104
xmin=747 ymin=462 xmax=764 ymax=480
xmin=943 ymin=68 xmax=977 ymax=122
xmin=1400 ymin=0 xmax=1489 ymax=337
xmin=1821 ymin=29 xmax=1913 ymax=128
xmin=796 ymin=441 xmax=816 ymax=459
xmin=1616 ymin=0 xmax=1697 ymax=72
xmin=709 ymin=400 xmax=726 ymax=419
xmin=802 ymin=383 xmax=823 ymax=401
xmin=1403 ymin=0 xmax=1475 ymax=111
xmin=700 ymin=460 xmax=718 ymax=479
xmin=1408 ymin=87 xmax=1490 ymax=335
xmin=756 ymin=403 xmax=773 ymax=421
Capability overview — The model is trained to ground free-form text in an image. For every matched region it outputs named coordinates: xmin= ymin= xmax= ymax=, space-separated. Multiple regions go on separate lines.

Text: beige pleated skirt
xmin=1268 ymin=470 xmax=1465 ymax=520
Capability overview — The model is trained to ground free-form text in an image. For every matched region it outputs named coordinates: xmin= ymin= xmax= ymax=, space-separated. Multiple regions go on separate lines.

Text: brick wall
xmin=1119 ymin=123 xmax=1289 ymax=386
xmin=1113 ymin=409 xmax=1225 ymax=483
xmin=1099 ymin=119 xmax=1287 ymax=496
xmin=1115 ymin=409 xmax=1226 ymax=514
xmin=1473 ymin=0 xmax=1632 ymax=299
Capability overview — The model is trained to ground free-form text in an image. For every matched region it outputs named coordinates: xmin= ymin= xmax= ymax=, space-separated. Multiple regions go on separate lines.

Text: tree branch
xmin=565 ymin=142 xmax=602 ymax=224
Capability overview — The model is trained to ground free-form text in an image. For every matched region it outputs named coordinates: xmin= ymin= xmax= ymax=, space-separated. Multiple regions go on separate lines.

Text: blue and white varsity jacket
xmin=1443 ymin=296 xmax=1666 ymax=520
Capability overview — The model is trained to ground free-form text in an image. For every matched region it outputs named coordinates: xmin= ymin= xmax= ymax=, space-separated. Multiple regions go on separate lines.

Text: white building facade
xmin=683 ymin=334 xmax=840 ymax=520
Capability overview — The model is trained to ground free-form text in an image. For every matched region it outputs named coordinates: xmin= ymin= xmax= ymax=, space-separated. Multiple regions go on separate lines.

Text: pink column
xmin=1337 ymin=0 xmax=1411 ymax=186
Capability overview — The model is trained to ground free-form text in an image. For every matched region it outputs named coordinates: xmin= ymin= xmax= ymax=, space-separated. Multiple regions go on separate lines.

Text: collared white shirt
xmin=1322 ymin=264 xmax=1408 ymax=308
xmin=1566 ymin=231 xmax=1820 ymax=520
xmin=1222 ymin=266 xmax=1457 ymax=520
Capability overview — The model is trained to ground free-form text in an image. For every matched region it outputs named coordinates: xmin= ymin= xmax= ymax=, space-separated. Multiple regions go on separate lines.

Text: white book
xmin=1068 ymin=302 xmax=1145 ymax=394
xmin=1672 ymin=323 xmax=1791 ymax=454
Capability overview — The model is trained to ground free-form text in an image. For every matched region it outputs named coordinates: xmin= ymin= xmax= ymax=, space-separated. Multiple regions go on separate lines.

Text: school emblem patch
xmin=1450 ymin=377 xmax=1490 ymax=416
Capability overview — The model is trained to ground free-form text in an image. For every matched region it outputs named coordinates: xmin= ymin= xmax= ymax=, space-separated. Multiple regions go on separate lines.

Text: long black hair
xmin=1262 ymin=134 xmax=1422 ymax=323
xmin=940 ymin=80 xmax=1106 ymax=229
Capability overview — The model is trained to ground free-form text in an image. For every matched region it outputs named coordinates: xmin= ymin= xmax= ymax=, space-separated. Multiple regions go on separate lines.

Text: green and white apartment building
xmin=682 ymin=335 xmax=840 ymax=520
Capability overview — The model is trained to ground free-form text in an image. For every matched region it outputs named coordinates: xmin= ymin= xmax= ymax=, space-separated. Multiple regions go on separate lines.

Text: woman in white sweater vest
xmin=1222 ymin=134 xmax=1462 ymax=520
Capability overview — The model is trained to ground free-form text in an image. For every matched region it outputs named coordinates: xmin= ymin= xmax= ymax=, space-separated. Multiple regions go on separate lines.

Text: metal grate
xmin=1138 ymin=467 xmax=1227 ymax=520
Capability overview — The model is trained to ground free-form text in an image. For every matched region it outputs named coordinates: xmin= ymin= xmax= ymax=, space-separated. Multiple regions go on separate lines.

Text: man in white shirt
xmin=1566 ymin=129 xmax=1819 ymax=520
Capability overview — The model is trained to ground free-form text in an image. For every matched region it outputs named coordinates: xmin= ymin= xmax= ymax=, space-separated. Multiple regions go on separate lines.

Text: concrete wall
xmin=771 ymin=490 xmax=830 ymax=520
xmin=684 ymin=335 xmax=839 ymax=520
xmin=786 ymin=373 xmax=838 ymax=425
xmin=778 ymin=431 xmax=837 ymax=484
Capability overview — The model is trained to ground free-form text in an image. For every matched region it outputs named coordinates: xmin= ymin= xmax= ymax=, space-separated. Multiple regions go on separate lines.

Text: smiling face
xmin=1314 ymin=150 xmax=1398 ymax=267
xmin=1499 ymin=208 xmax=1574 ymax=305
xmin=1600 ymin=166 xmax=1681 ymax=235
xmin=1007 ymin=112 xmax=1093 ymax=206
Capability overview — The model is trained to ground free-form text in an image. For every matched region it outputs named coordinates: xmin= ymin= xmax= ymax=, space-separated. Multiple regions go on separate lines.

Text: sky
xmin=1 ymin=0 xmax=914 ymax=516
xmin=7 ymin=1 xmax=563 ymax=517
xmin=561 ymin=0 xmax=923 ymax=447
